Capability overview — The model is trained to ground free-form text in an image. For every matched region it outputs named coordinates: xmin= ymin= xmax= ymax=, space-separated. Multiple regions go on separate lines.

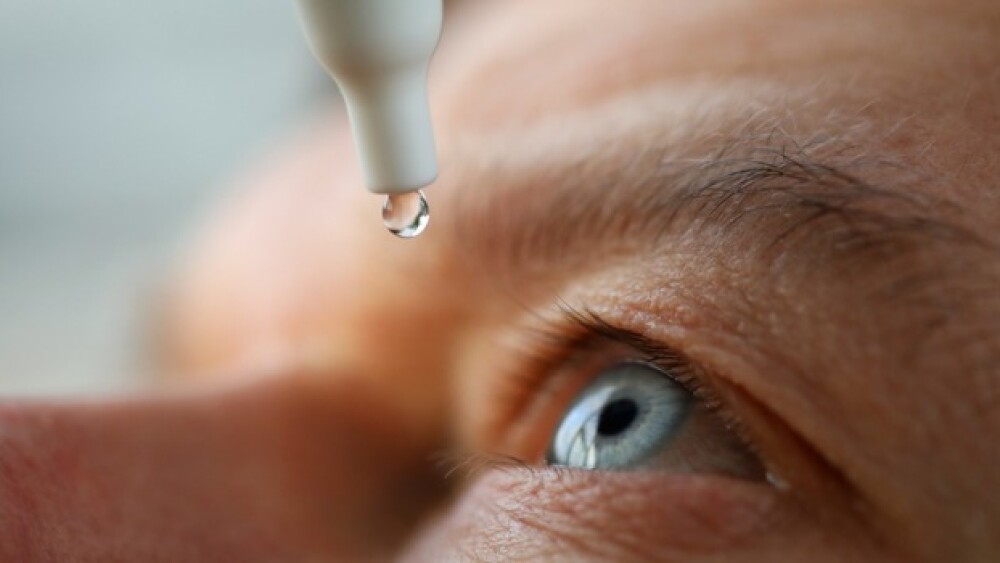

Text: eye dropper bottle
xmin=296 ymin=0 xmax=443 ymax=238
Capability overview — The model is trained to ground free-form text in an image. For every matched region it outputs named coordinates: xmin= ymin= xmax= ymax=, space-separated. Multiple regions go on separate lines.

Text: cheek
xmin=400 ymin=469 xmax=883 ymax=562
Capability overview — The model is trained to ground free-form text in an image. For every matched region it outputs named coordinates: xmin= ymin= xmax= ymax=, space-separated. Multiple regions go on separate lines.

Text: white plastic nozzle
xmin=297 ymin=0 xmax=442 ymax=195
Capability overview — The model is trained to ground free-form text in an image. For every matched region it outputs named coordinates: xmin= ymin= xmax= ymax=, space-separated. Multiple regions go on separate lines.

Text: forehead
xmin=437 ymin=0 xmax=914 ymax=115
xmin=431 ymin=0 xmax=1000 ymax=228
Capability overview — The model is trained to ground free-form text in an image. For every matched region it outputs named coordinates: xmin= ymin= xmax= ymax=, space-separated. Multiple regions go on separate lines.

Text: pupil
xmin=597 ymin=398 xmax=639 ymax=437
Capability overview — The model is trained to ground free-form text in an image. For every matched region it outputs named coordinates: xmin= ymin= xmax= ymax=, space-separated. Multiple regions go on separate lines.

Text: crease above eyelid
xmin=478 ymin=311 xmax=657 ymax=458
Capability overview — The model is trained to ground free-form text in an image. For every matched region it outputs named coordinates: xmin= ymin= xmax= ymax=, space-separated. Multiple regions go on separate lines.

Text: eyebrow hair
xmin=449 ymin=124 xmax=994 ymax=298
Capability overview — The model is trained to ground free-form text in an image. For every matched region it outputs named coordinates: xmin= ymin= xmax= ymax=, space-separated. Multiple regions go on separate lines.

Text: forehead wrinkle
xmin=442 ymin=85 xmax=748 ymax=279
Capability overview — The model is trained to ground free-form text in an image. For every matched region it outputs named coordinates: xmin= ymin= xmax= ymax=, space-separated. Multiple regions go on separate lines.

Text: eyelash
xmin=495 ymin=303 xmax=758 ymax=466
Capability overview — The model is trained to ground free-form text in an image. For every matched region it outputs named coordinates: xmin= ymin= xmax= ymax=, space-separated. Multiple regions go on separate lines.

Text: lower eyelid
xmin=436 ymin=467 xmax=782 ymax=558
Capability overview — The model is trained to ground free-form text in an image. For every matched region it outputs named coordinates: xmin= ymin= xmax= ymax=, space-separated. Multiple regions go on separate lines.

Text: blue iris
xmin=546 ymin=362 xmax=692 ymax=469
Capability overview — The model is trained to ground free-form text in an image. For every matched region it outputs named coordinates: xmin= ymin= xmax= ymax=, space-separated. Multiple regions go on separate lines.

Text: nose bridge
xmin=329 ymin=210 xmax=476 ymax=446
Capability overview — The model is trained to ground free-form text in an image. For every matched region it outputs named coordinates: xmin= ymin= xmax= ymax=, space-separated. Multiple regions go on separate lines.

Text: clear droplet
xmin=382 ymin=190 xmax=429 ymax=238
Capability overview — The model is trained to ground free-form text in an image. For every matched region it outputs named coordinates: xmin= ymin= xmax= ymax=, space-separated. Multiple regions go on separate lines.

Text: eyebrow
xmin=447 ymin=121 xmax=993 ymax=302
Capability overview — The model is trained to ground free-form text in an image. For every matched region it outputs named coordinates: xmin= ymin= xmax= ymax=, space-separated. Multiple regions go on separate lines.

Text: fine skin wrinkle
xmin=0 ymin=0 xmax=997 ymax=561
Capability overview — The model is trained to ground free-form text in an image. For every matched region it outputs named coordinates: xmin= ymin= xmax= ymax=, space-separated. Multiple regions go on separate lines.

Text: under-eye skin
xmin=546 ymin=360 xmax=765 ymax=480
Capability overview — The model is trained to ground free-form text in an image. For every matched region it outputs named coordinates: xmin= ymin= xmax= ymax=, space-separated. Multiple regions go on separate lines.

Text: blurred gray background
xmin=1 ymin=1 xmax=328 ymax=394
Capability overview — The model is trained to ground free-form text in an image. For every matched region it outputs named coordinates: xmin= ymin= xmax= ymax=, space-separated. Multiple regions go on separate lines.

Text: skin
xmin=2 ymin=0 xmax=999 ymax=561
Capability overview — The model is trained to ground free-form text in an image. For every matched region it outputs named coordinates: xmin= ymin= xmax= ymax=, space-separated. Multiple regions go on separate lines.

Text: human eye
xmin=494 ymin=308 xmax=768 ymax=482
xmin=547 ymin=360 xmax=762 ymax=479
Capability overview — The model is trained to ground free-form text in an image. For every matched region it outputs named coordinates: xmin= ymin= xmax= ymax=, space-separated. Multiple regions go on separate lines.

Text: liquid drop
xmin=382 ymin=190 xmax=430 ymax=238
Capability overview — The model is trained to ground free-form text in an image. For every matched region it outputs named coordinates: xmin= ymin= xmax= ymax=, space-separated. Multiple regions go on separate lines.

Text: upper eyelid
xmin=554 ymin=303 xmax=737 ymax=419
xmin=484 ymin=303 xmax=742 ymax=464
xmin=496 ymin=305 xmax=665 ymax=432
xmin=556 ymin=304 xmax=690 ymax=370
